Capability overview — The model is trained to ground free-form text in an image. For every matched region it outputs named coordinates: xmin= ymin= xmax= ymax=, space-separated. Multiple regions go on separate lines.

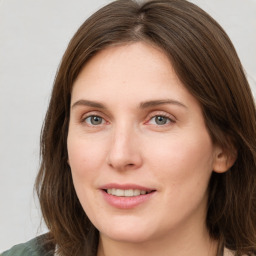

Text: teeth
xmin=106 ymin=188 xmax=148 ymax=197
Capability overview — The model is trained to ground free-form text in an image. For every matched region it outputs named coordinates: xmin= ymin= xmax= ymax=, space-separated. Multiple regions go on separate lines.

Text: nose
xmin=106 ymin=125 xmax=143 ymax=171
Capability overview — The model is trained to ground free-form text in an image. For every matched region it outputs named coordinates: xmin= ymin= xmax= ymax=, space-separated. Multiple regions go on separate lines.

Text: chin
xmin=98 ymin=220 xmax=155 ymax=243
xmin=103 ymin=230 xmax=153 ymax=244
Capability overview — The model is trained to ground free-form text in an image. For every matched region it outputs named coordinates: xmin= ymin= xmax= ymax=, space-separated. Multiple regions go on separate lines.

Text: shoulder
xmin=223 ymin=247 xmax=235 ymax=256
xmin=223 ymin=247 xmax=256 ymax=256
xmin=1 ymin=235 xmax=53 ymax=256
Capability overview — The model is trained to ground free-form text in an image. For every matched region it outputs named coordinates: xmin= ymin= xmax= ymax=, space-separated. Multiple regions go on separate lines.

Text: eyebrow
xmin=71 ymin=99 xmax=187 ymax=110
xmin=71 ymin=99 xmax=106 ymax=109
xmin=140 ymin=99 xmax=187 ymax=109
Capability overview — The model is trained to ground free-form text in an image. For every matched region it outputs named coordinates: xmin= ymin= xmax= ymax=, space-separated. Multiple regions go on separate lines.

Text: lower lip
xmin=101 ymin=190 xmax=156 ymax=209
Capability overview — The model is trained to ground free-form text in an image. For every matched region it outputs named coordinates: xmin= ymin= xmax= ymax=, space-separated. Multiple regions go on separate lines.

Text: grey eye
xmin=154 ymin=116 xmax=169 ymax=125
xmin=85 ymin=116 xmax=103 ymax=125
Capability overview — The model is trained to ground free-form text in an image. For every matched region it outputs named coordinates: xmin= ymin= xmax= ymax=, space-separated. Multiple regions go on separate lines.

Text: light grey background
xmin=0 ymin=0 xmax=255 ymax=252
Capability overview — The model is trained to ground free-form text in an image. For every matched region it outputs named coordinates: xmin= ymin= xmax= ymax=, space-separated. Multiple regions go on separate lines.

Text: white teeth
xmin=124 ymin=189 xmax=133 ymax=196
xmin=134 ymin=189 xmax=140 ymax=196
xmin=116 ymin=189 xmax=124 ymax=196
xmin=106 ymin=188 xmax=148 ymax=197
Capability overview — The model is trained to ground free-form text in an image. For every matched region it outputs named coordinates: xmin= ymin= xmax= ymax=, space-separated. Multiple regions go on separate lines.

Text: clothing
xmin=1 ymin=235 xmax=235 ymax=256
xmin=1 ymin=235 xmax=53 ymax=256
xmin=223 ymin=247 xmax=235 ymax=256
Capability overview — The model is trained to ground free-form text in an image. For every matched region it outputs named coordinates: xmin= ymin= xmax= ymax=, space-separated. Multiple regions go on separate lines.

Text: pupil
xmin=156 ymin=116 xmax=167 ymax=125
xmin=91 ymin=116 xmax=102 ymax=125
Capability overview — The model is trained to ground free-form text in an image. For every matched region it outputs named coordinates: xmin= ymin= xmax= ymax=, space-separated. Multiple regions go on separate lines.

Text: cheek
xmin=146 ymin=130 xmax=215 ymax=185
xmin=67 ymin=135 xmax=106 ymax=179
xmin=67 ymin=135 xmax=104 ymax=212
xmin=151 ymin=133 xmax=214 ymax=218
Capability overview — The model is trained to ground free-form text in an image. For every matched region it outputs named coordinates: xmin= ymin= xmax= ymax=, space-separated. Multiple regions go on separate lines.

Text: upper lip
xmin=100 ymin=183 xmax=156 ymax=192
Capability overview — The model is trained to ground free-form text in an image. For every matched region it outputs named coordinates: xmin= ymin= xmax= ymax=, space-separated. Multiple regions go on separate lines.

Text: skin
xmin=67 ymin=42 xmax=230 ymax=256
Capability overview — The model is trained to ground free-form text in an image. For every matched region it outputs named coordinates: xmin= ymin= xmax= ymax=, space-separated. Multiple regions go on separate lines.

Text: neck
xmin=97 ymin=225 xmax=218 ymax=256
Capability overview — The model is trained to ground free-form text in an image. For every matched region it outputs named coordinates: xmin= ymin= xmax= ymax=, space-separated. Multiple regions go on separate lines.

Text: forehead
xmin=70 ymin=42 xmax=200 ymax=113
xmin=78 ymin=42 xmax=172 ymax=76
xmin=72 ymin=42 xmax=179 ymax=93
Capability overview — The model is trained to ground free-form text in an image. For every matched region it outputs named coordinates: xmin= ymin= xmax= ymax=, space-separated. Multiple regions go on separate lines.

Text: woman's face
xmin=67 ymin=42 xmax=220 ymax=244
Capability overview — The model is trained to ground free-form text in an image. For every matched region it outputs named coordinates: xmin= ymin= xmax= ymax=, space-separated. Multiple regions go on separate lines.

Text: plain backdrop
xmin=0 ymin=0 xmax=255 ymax=252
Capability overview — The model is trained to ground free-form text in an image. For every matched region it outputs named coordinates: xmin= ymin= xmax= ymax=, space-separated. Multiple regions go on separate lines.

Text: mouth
xmin=103 ymin=188 xmax=155 ymax=197
xmin=100 ymin=184 xmax=156 ymax=209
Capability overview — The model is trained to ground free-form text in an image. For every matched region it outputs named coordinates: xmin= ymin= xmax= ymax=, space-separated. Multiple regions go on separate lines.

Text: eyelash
xmin=81 ymin=111 xmax=175 ymax=127
xmin=83 ymin=115 xmax=106 ymax=126
xmin=146 ymin=112 xmax=175 ymax=126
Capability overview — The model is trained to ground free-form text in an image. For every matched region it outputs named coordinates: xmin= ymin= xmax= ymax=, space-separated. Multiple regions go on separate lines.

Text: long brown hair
xmin=35 ymin=0 xmax=256 ymax=255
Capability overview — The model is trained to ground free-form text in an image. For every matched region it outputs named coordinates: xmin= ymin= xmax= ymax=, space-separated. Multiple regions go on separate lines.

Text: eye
xmin=148 ymin=115 xmax=172 ymax=125
xmin=84 ymin=115 xmax=105 ymax=126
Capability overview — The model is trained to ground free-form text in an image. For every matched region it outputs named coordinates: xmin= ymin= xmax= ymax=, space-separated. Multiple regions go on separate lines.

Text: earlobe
xmin=213 ymin=147 xmax=237 ymax=173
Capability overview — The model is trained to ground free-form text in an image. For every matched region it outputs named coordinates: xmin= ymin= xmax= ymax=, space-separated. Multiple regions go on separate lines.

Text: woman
xmin=2 ymin=0 xmax=256 ymax=255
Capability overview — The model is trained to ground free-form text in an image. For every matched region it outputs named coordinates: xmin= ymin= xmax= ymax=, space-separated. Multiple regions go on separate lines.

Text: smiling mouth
xmin=104 ymin=188 xmax=155 ymax=197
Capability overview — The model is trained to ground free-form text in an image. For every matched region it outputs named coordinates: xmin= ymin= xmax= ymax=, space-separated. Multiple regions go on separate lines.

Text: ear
xmin=213 ymin=145 xmax=237 ymax=173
